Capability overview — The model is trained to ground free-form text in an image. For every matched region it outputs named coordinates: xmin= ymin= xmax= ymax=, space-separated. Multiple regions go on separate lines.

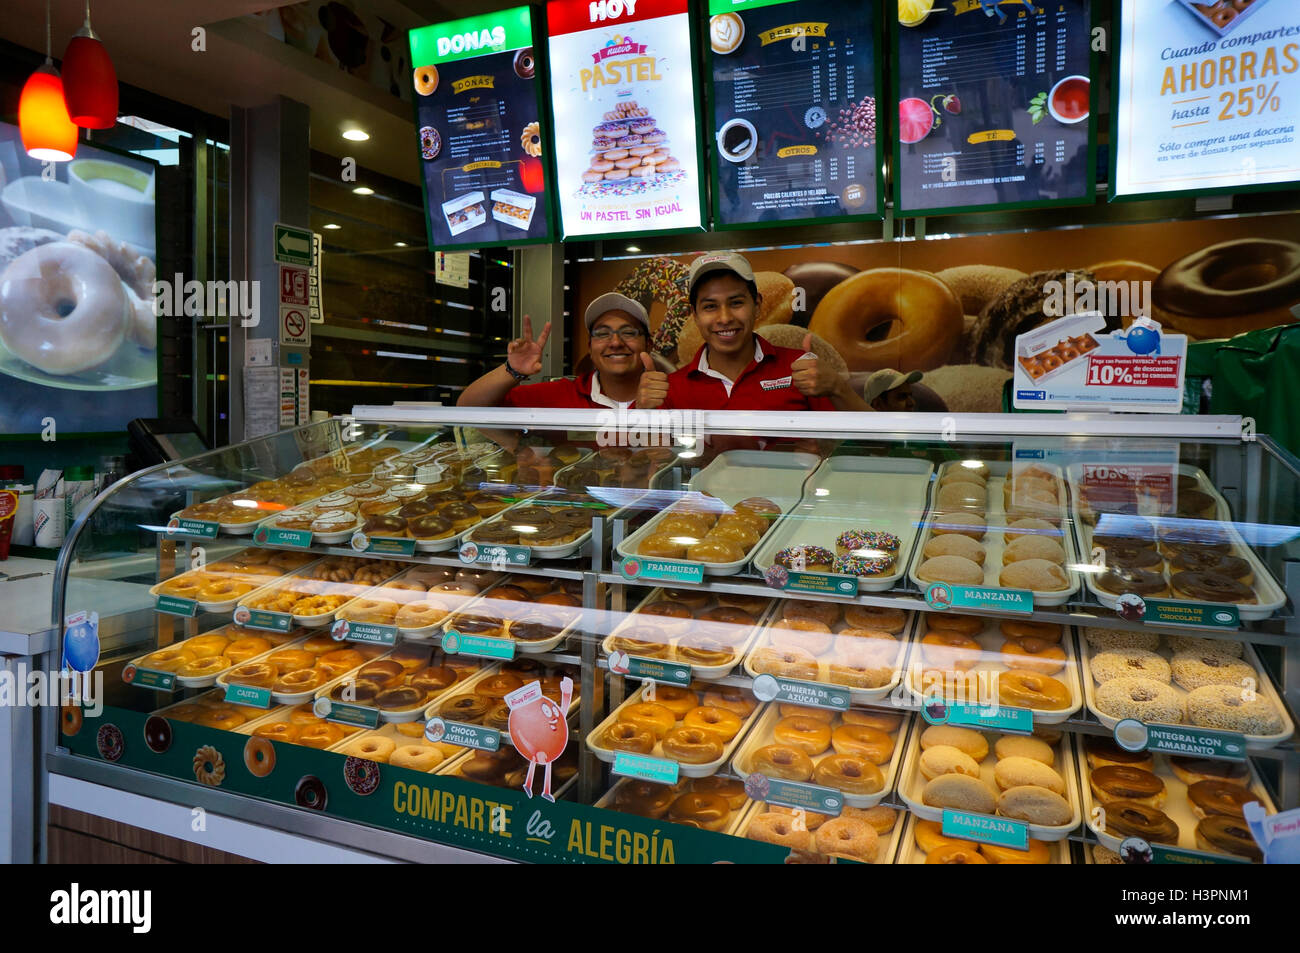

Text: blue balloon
xmin=63 ymin=620 xmax=100 ymax=673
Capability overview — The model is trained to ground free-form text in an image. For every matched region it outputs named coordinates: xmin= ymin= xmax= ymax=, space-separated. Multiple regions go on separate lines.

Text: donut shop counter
xmin=45 ymin=412 xmax=1300 ymax=864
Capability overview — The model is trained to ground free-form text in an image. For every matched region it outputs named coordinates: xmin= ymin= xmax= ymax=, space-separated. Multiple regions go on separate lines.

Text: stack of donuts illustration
xmin=581 ymin=100 xmax=681 ymax=189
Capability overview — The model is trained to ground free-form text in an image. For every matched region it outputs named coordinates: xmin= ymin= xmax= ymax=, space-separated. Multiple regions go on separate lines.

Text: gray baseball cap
xmin=864 ymin=369 xmax=922 ymax=403
xmin=687 ymin=251 xmax=756 ymax=295
xmin=584 ymin=292 xmax=650 ymax=332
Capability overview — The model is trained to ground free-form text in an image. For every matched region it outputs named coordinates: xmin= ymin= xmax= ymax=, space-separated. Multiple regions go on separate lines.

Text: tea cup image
xmin=717 ymin=118 xmax=758 ymax=163
xmin=68 ymin=159 xmax=156 ymax=250
xmin=1047 ymin=75 xmax=1090 ymax=124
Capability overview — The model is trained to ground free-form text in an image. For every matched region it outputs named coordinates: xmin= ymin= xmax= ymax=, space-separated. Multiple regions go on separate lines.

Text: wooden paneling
xmin=48 ymin=806 xmax=261 ymax=865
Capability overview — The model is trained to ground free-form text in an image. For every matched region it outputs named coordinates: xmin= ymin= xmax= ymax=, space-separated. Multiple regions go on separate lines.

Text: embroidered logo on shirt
xmin=760 ymin=376 xmax=793 ymax=391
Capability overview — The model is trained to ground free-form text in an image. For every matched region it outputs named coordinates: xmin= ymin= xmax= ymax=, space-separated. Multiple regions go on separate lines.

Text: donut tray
xmin=616 ymin=450 xmax=821 ymax=576
xmin=149 ymin=688 xmax=285 ymax=732
xmin=255 ymin=506 xmax=364 ymax=545
xmin=424 ymin=672 xmax=581 ymax=748
xmin=148 ymin=555 xmax=324 ymax=614
xmin=895 ymin=811 xmax=1072 ymax=864
xmin=903 ymin=618 xmax=1084 ymax=725
xmin=897 ymin=723 xmax=1082 ymax=841
xmin=434 ymin=746 xmax=581 ymax=802
xmin=328 ymin=564 xmax=505 ymax=641
xmin=906 ymin=461 xmax=1082 ymax=607
xmin=330 ymin=721 xmax=467 ymax=771
xmin=587 ymin=683 xmax=769 ymax=779
xmin=742 ymin=602 xmax=916 ymax=704
xmin=729 ymin=705 xmax=913 ymax=809
xmin=314 ymin=656 xmax=502 ymax=724
xmin=595 ymin=777 xmax=755 ymax=837
xmin=231 ymin=701 xmax=368 ymax=751
xmin=1074 ymin=735 xmax=1276 ymax=863
xmin=750 ymin=456 xmax=935 ymax=592
xmin=123 ymin=623 xmax=304 ymax=690
xmin=234 ymin=559 xmax=409 ymax=628
xmin=603 ymin=587 xmax=778 ymax=681
xmin=734 ymin=803 xmax=907 ymax=864
xmin=1079 ymin=632 xmax=1294 ymax=748
xmin=461 ymin=505 xmax=596 ymax=561
xmin=1066 ymin=463 xmax=1286 ymax=621
xmin=434 ymin=575 xmax=585 ymax=655
xmin=215 ymin=634 xmax=392 ymax=706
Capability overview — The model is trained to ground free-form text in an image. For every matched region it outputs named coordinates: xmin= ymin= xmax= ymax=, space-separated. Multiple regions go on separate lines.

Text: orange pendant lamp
xmin=61 ymin=0 xmax=118 ymax=128
xmin=18 ymin=0 xmax=78 ymax=161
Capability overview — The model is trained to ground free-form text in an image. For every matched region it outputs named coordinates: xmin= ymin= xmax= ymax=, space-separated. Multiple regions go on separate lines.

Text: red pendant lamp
xmin=61 ymin=0 xmax=117 ymax=128
xmin=18 ymin=0 xmax=77 ymax=161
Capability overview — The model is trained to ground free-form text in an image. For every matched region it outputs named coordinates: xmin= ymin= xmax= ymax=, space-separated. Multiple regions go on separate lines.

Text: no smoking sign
xmin=280 ymin=305 xmax=310 ymax=346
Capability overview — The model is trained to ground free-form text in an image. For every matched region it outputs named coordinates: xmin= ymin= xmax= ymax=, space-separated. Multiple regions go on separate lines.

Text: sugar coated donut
xmin=815 ymin=816 xmax=879 ymax=862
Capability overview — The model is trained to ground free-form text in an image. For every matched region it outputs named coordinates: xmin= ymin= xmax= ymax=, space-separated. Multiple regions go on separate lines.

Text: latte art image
xmin=710 ymin=13 xmax=744 ymax=54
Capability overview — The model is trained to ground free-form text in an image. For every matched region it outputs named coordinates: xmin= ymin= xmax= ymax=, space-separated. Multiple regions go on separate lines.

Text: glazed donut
xmin=390 ymin=745 xmax=444 ymax=771
xmin=602 ymin=722 xmax=654 ymax=754
xmin=141 ymin=647 xmax=197 ymax=673
xmin=772 ymin=716 xmax=832 ymax=756
xmin=780 ymin=703 xmax=835 ymax=723
xmin=751 ymin=647 xmax=819 ymax=681
xmin=645 ymin=685 xmax=696 ymax=718
xmin=702 ymin=686 xmax=756 ymax=718
xmin=750 ymin=743 xmax=815 ymax=781
xmin=844 ymin=605 xmax=907 ymax=633
xmin=413 ymin=64 xmax=439 ymax=96
xmin=782 ymin=599 xmax=841 ymax=628
xmin=177 ymin=657 xmax=228 ymax=678
xmin=614 ymin=780 xmax=675 ymax=818
xmin=682 ymin=706 xmax=743 ymax=742
xmin=0 ymin=242 xmax=130 ymax=375
xmin=273 ymin=668 xmax=327 ymax=694
xmin=842 ymin=708 xmax=902 ymax=732
xmin=227 ymin=662 xmax=275 ymax=689
xmin=814 ymin=754 xmax=884 ymax=794
xmin=661 ymin=727 xmax=724 ymax=764
xmin=914 ymin=818 xmax=961 ymax=853
xmin=768 ymin=618 xmax=833 ymax=656
xmin=668 ymin=792 xmax=731 ymax=831
xmin=926 ymin=843 xmax=988 ymax=864
xmin=474 ymin=672 xmax=524 ymax=700
xmin=199 ymin=579 xmax=253 ymax=602
xmin=1153 ymin=239 xmax=1300 ymax=338
xmin=807 ymin=268 xmax=963 ymax=372
xmin=197 ymin=710 xmax=245 ymax=731
xmin=999 ymin=640 xmax=1066 ymax=676
xmin=998 ymin=669 xmax=1071 ymax=710
xmin=254 ymin=722 xmax=299 ymax=744
xmin=747 ymin=812 xmax=811 ymax=851
xmin=693 ymin=775 xmax=747 ymax=809
xmin=831 ymin=724 xmax=894 ymax=764
xmin=815 ymin=816 xmax=879 ymax=862
xmin=922 ymin=631 xmax=981 ymax=671
xmin=620 ymin=702 xmax=676 ymax=740
xmin=243 ymin=737 xmax=276 ymax=777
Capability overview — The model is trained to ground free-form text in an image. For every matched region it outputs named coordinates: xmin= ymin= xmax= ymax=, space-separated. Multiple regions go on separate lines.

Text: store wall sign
xmin=612 ymin=751 xmax=681 ymax=785
xmin=330 ymin=619 xmax=398 ymax=646
xmin=923 ymin=581 xmax=1032 ymax=614
xmin=546 ymin=0 xmax=705 ymax=238
xmin=1112 ymin=0 xmax=1300 ymax=199
xmin=443 ymin=631 xmax=516 ymax=660
xmin=745 ymin=773 xmax=842 ymax=815
xmin=893 ymin=0 xmax=1094 ymax=215
xmin=751 ymin=672 xmax=848 ymax=710
xmin=942 ymin=809 xmax=1028 ymax=850
xmin=1142 ymin=599 xmax=1240 ymax=630
xmin=410 ymin=7 xmax=555 ymax=250
xmin=1113 ymin=718 xmax=1246 ymax=762
xmin=155 ymin=595 xmax=198 ymax=617
xmin=619 ymin=557 xmax=704 ymax=584
xmin=165 ymin=517 xmax=219 ymax=539
xmin=707 ymin=0 xmax=881 ymax=227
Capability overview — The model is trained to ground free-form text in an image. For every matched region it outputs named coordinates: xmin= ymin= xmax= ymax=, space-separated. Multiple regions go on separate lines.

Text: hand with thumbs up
xmin=791 ymin=333 xmax=869 ymax=411
xmin=636 ymin=351 xmax=670 ymax=409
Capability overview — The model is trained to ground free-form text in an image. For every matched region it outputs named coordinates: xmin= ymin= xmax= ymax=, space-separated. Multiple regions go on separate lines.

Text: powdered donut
xmin=1184 ymin=684 xmax=1284 ymax=735
xmin=1095 ymin=676 xmax=1184 ymax=724
xmin=1169 ymin=651 xmax=1256 ymax=691
xmin=1091 ymin=648 xmax=1172 ymax=684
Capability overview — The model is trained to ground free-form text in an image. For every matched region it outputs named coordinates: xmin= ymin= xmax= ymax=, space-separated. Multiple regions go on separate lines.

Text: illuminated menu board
xmin=409 ymin=7 xmax=554 ymax=249
xmin=892 ymin=0 xmax=1094 ymax=215
xmin=707 ymin=0 xmax=882 ymax=227
xmin=546 ymin=0 xmax=705 ymax=238
xmin=1113 ymin=0 xmax=1300 ymax=199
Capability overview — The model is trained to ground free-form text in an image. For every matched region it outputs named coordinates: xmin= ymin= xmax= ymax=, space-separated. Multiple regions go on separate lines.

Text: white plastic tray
xmin=435 ymin=578 xmax=583 ymax=655
xmin=587 ymin=682 xmax=768 ymax=779
xmin=1080 ymin=635 xmax=1294 ymax=749
xmin=751 ymin=456 xmax=934 ymax=592
xmin=616 ymin=450 xmax=820 ymax=576
xmin=734 ymin=799 xmax=906 ymax=863
xmin=907 ymin=461 xmax=1081 ymax=607
xmin=895 ymin=811 xmax=1071 ymax=864
xmin=255 ymin=506 xmax=363 ymax=545
xmin=1075 ymin=734 xmax=1275 ymax=862
xmin=316 ymin=654 xmax=501 ymax=724
xmin=595 ymin=777 xmax=754 ymax=836
xmin=603 ymin=587 xmax=777 ymax=680
xmin=903 ymin=618 xmax=1084 ymax=725
xmin=743 ymin=602 xmax=916 ymax=704
xmin=234 ymin=559 xmax=407 ymax=628
xmin=729 ymin=705 xmax=912 ymax=809
xmin=1067 ymin=463 xmax=1286 ymax=621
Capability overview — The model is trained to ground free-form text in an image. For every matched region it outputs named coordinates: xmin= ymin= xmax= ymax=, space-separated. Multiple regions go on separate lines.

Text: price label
xmin=155 ymin=595 xmax=198 ymax=617
xmin=751 ymin=673 xmax=849 ymax=711
xmin=323 ymin=702 xmax=380 ymax=728
xmin=351 ymin=532 xmax=417 ymax=556
xmin=763 ymin=568 xmax=859 ymax=597
xmin=1113 ymin=719 xmax=1246 ymax=761
xmin=612 ymin=752 xmax=680 ymax=785
xmin=942 ymin=809 xmax=1028 ymax=850
xmin=224 ymin=684 xmax=272 ymax=708
xmin=745 ymin=773 xmax=842 ymax=816
xmin=443 ymin=631 xmax=515 ymax=660
xmin=620 ymin=557 xmax=704 ymax=585
xmin=330 ymin=619 xmax=398 ymax=646
xmin=126 ymin=667 xmax=176 ymax=691
xmin=927 ymin=702 xmax=1033 ymax=734
xmin=1142 ymin=600 xmax=1240 ymax=630
xmin=613 ymin=655 xmax=691 ymax=686
xmin=234 ymin=607 xmax=293 ymax=632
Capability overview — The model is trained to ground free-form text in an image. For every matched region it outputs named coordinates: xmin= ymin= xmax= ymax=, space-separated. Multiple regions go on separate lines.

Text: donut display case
xmin=44 ymin=410 xmax=1300 ymax=864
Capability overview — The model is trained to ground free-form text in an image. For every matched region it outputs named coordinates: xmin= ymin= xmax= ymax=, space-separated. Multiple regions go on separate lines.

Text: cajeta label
xmin=330 ymin=619 xmax=398 ymax=646
xmin=155 ymin=595 xmax=198 ymax=617
xmin=443 ymin=631 xmax=516 ymax=660
xmin=127 ymin=668 xmax=176 ymax=691
xmin=942 ymin=809 xmax=1028 ymax=850
xmin=166 ymin=518 xmax=219 ymax=538
xmin=746 ymin=774 xmax=843 ymax=815
xmin=620 ymin=557 xmax=704 ymax=584
xmin=924 ymin=581 xmax=1033 ymax=614
xmin=325 ymin=702 xmax=380 ymax=729
xmin=256 ymin=527 xmax=314 ymax=548
xmin=223 ymin=684 xmax=272 ymax=708
xmin=1143 ymin=600 xmax=1239 ymax=630
xmin=612 ymin=752 xmax=680 ymax=785
xmin=751 ymin=673 xmax=849 ymax=710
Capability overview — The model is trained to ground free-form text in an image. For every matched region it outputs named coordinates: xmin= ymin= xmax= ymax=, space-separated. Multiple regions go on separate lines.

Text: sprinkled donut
xmin=614 ymin=257 xmax=691 ymax=356
xmin=343 ymin=755 xmax=382 ymax=796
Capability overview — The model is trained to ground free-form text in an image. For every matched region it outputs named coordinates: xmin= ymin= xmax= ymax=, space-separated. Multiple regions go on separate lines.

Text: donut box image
xmin=603 ymin=586 xmax=777 ymax=681
xmin=1075 ymin=734 xmax=1275 ymax=863
xmin=897 ymin=723 xmax=1083 ymax=841
xmin=729 ymin=704 xmax=913 ymax=810
xmin=1079 ymin=629 xmax=1294 ymax=747
xmin=896 ymin=812 xmax=1071 ymax=864
xmin=490 ymin=188 xmax=537 ymax=229
xmin=441 ymin=191 xmax=488 ymax=236
xmin=1065 ymin=463 xmax=1287 ymax=621
xmin=1173 ymin=0 xmax=1270 ymax=40
xmin=1014 ymin=312 xmax=1105 ymax=385
xmin=737 ymin=800 xmax=906 ymax=863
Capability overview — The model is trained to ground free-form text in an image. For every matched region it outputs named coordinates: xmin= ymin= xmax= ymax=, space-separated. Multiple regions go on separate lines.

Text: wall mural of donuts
xmin=571 ymin=211 xmax=1300 ymax=414
xmin=409 ymin=7 xmax=555 ymax=250
xmin=0 ymin=122 xmax=158 ymax=435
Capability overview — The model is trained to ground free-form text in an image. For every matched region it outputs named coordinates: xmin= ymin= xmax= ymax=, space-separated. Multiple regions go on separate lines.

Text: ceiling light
xmin=394 ymin=241 xmax=408 ymax=247
xmin=626 ymin=245 xmax=641 ymax=252
xmin=61 ymin=1 xmax=118 ymax=129
xmin=352 ymin=186 xmax=374 ymax=195
xmin=19 ymin=1 xmax=77 ymax=161
xmin=322 ymin=223 xmax=341 ymax=230
xmin=342 ymin=128 xmax=369 ymax=141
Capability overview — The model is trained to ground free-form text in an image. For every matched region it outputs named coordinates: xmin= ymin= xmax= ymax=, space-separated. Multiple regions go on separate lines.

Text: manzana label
xmin=224 ymin=684 xmax=272 ymax=708
xmin=612 ymin=752 xmax=680 ymax=785
xmin=745 ymin=774 xmax=842 ymax=815
xmin=443 ymin=631 xmax=516 ymax=660
xmin=255 ymin=526 xmax=314 ymax=548
xmin=751 ymin=673 xmax=848 ymax=710
xmin=155 ymin=595 xmax=198 ymax=617
xmin=127 ymin=667 xmax=175 ymax=691
xmin=620 ymin=557 xmax=704 ymax=585
xmin=166 ymin=517 xmax=219 ymax=539
xmin=330 ymin=618 xmax=398 ymax=646
xmin=1142 ymin=599 xmax=1239 ymax=630
xmin=942 ymin=809 xmax=1028 ymax=850
xmin=325 ymin=702 xmax=380 ymax=728
xmin=924 ymin=581 xmax=1033 ymax=614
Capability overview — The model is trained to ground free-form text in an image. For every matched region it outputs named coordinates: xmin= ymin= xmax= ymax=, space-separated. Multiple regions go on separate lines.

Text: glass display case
xmin=46 ymin=408 xmax=1300 ymax=864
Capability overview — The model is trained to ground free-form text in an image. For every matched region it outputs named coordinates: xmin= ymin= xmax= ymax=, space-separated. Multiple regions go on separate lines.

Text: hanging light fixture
xmin=61 ymin=0 xmax=117 ymax=128
xmin=18 ymin=0 xmax=77 ymax=161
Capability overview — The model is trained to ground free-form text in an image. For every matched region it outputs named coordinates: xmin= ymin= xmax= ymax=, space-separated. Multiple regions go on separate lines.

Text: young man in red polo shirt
xmin=458 ymin=293 xmax=650 ymax=409
xmin=637 ymin=252 xmax=868 ymax=412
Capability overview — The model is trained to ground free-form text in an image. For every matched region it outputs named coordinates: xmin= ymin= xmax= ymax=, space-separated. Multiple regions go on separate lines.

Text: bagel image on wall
xmin=574 ymin=211 xmax=1300 ymax=413
xmin=0 ymin=122 xmax=159 ymax=435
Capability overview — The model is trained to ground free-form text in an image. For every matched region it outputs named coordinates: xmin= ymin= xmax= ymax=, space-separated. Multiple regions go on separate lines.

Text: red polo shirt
xmin=502 ymin=371 xmax=633 ymax=409
xmin=663 ymin=340 xmax=836 ymax=411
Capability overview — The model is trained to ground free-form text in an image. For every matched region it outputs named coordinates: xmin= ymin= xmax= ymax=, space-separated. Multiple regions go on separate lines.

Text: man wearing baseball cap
xmin=864 ymin=369 xmax=922 ymax=412
xmin=458 ymin=293 xmax=652 ymax=409
xmin=638 ymin=252 xmax=867 ymax=412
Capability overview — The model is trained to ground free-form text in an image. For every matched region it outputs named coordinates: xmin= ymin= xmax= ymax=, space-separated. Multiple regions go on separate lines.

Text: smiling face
xmin=690 ymin=273 xmax=759 ymax=359
xmin=588 ymin=310 xmax=647 ymax=378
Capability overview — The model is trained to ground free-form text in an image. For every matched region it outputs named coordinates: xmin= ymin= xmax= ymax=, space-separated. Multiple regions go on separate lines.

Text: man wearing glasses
xmin=457 ymin=293 xmax=653 ymax=409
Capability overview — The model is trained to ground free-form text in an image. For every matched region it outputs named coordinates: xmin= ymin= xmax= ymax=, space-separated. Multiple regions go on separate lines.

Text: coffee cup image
xmin=710 ymin=13 xmax=744 ymax=54
xmin=717 ymin=118 xmax=758 ymax=163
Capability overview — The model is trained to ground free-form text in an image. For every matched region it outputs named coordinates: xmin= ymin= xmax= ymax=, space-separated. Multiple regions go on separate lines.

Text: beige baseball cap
xmin=584 ymin=292 xmax=649 ymax=332
xmin=688 ymin=251 xmax=756 ymax=295
xmin=864 ymin=369 xmax=922 ymax=403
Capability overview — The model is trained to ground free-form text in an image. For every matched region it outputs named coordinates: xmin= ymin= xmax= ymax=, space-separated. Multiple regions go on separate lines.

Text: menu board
xmin=1113 ymin=0 xmax=1300 ymax=199
xmin=893 ymin=0 xmax=1093 ymax=215
xmin=409 ymin=7 xmax=553 ymax=250
xmin=708 ymin=0 xmax=881 ymax=227
xmin=546 ymin=0 xmax=704 ymax=238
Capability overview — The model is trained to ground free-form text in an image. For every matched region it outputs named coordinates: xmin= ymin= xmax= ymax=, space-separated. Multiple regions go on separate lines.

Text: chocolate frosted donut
xmin=1105 ymin=799 xmax=1180 ymax=845
xmin=1102 ymin=544 xmax=1163 ymax=571
xmin=1092 ymin=516 xmax=1156 ymax=547
xmin=1169 ymin=571 xmax=1255 ymax=604
xmin=1097 ymin=568 xmax=1168 ymax=596
xmin=1196 ymin=815 xmax=1262 ymax=860
xmin=1153 ymin=239 xmax=1300 ymax=338
xmin=363 ymin=514 xmax=406 ymax=536
xmin=1159 ymin=523 xmax=1233 ymax=551
xmin=1188 ymin=779 xmax=1254 ymax=819
xmin=509 ymin=613 xmax=561 ymax=643
xmin=473 ymin=522 xmax=519 ymax=544
xmin=513 ymin=47 xmax=535 ymax=79
xmin=1169 ymin=551 xmax=1251 ymax=580
xmin=409 ymin=514 xmax=452 ymax=539
xmin=969 ymin=269 xmax=1102 ymax=369
xmin=1173 ymin=489 xmax=1217 ymax=519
